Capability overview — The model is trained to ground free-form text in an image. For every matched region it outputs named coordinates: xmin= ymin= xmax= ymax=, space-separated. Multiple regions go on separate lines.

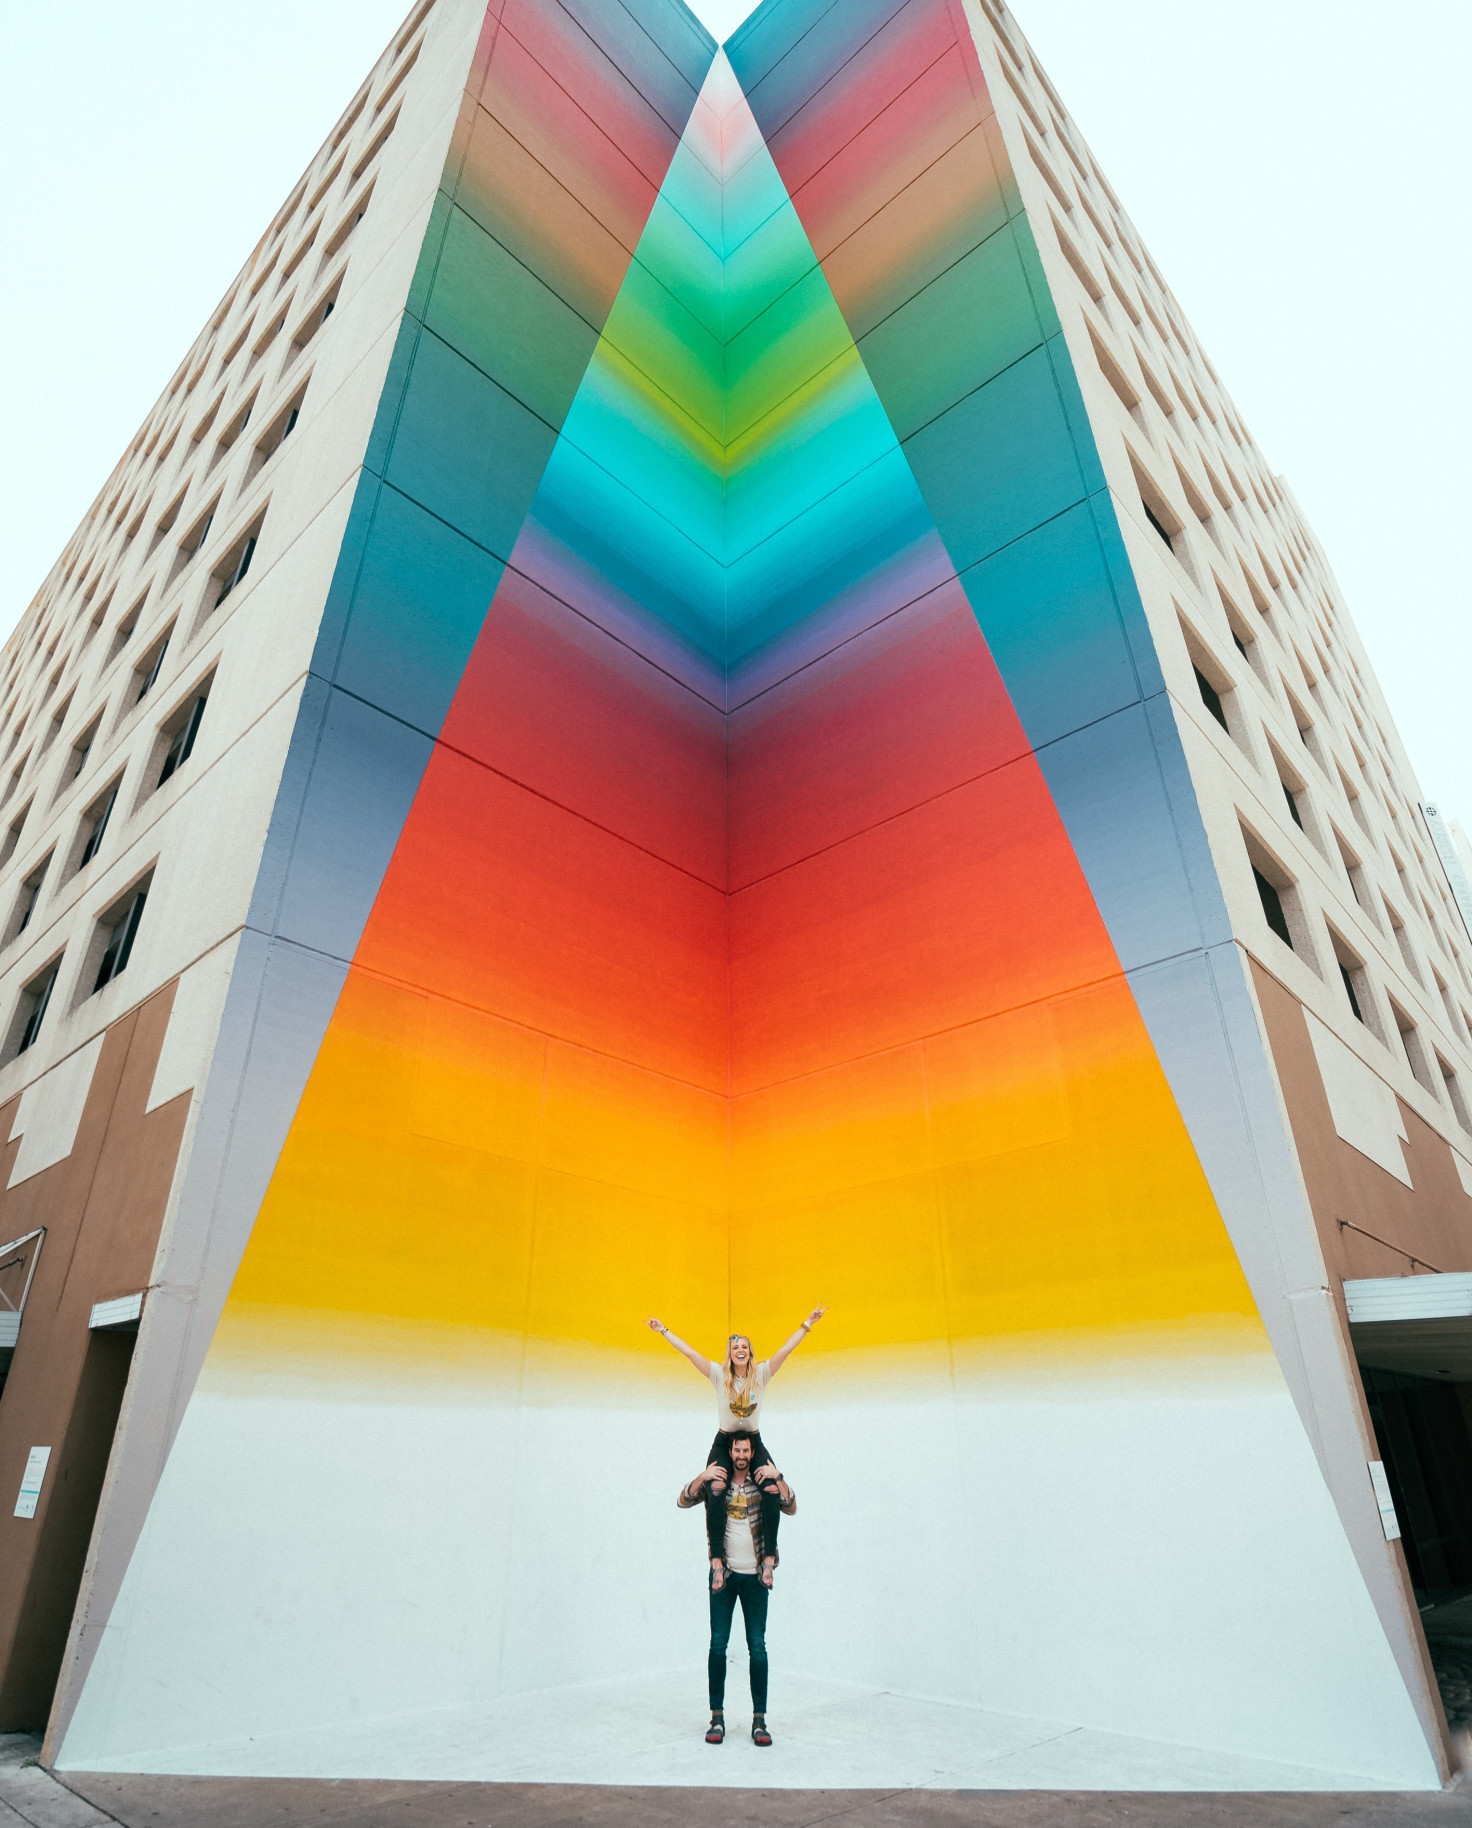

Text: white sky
xmin=4 ymin=1 xmax=1468 ymax=825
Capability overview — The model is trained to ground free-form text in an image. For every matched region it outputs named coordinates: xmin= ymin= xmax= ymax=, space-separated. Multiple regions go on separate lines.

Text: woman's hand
xmin=647 ymin=1316 xmax=665 ymax=1332
xmin=806 ymin=1304 xmax=827 ymax=1328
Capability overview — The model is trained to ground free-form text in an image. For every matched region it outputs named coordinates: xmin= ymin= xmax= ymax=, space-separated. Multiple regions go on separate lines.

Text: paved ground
xmin=3 ymin=1738 xmax=1472 ymax=1828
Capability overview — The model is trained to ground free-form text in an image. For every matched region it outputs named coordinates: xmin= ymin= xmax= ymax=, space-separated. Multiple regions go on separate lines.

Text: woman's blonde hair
xmin=723 ymin=1335 xmax=760 ymax=1416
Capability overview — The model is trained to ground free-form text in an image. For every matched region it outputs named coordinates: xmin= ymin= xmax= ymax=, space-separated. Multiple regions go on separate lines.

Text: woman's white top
xmin=710 ymin=1360 xmax=771 ymax=1433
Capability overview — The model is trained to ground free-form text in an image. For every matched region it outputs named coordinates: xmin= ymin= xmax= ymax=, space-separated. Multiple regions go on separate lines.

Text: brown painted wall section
xmin=0 ymin=980 xmax=189 ymax=1728
xmin=1250 ymin=958 xmax=1472 ymax=1282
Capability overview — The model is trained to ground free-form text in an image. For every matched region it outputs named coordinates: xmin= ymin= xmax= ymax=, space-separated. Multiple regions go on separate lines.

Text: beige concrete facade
xmin=0 ymin=0 xmax=478 ymax=1733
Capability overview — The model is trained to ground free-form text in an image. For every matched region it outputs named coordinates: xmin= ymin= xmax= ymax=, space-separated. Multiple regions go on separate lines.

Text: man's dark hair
xmin=726 ymin=1431 xmax=757 ymax=1450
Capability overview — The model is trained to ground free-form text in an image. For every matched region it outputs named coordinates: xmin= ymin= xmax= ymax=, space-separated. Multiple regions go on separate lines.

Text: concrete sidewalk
xmin=7 ymin=1740 xmax=1472 ymax=1828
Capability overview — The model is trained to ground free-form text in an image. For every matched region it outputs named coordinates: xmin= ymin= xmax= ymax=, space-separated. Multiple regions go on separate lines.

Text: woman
xmin=646 ymin=1306 xmax=826 ymax=1587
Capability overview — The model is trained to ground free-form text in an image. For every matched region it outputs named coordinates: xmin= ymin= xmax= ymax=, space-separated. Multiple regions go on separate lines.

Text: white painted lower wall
xmin=58 ymin=1349 xmax=1439 ymax=1788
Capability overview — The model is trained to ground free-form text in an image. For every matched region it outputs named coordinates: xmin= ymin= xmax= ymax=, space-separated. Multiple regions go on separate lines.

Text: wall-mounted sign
xmin=14 ymin=1444 xmax=51 ymax=1519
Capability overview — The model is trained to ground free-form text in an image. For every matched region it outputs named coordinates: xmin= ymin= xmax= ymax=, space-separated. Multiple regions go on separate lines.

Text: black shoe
xmin=752 ymin=1715 xmax=772 ymax=1746
xmin=705 ymin=1712 xmax=725 ymax=1744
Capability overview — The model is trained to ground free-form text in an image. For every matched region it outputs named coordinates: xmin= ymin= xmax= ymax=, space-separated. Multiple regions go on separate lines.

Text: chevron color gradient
xmin=57 ymin=0 xmax=1439 ymax=1788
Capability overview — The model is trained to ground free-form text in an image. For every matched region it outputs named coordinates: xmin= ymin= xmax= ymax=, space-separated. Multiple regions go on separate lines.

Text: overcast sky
xmin=4 ymin=1 xmax=1468 ymax=824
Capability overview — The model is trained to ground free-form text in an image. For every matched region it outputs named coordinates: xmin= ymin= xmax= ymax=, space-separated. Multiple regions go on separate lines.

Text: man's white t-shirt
xmin=710 ymin=1360 xmax=770 ymax=1434
xmin=723 ymin=1481 xmax=759 ymax=1574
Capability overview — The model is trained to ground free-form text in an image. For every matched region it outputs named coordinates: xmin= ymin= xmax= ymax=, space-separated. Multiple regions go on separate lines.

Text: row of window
xmin=8 ymin=871 xmax=152 ymax=1064
xmin=0 ymin=493 xmax=265 ymax=827
xmin=1248 ymin=835 xmax=1472 ymax=1135
xmin=0 ymin=674 xmax=209 ymax=971
xmin=1185 ymin=614 xmax=1466 ymax=993
xmin=8 ymin=0 xmax=409 ymax=702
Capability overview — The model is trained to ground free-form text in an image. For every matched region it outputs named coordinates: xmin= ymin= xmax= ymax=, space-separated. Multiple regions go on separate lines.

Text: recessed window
xmin=132 ymin=626 xmax=173 ymax=705
xmin=1241 ymin=824 xmax=1316 ymax=971
xmin=178 ymin=500 xmax=219 ymax=566
xmin=109 ymin=597 xmax=144 ymax=664
xmin=0 ymin=805 xmax=28 ymax=868
xmin=1437 ymin=1055 xmax=1472 ymax=1133
xmin=10 ymin=854 xmax=51 ymax=942
xmin=250 ymin=302 xmax=291 ymax=369
xmin=209 ymin=393 xmax=257 ymax=472
xmin=1327 ymin=926 xmax=1381 ymax=1040
xmin=66 ymin=716 xmax=101 ymax=785
xmin=40 ymin=694 xmax=73 ymax=755
xmin=1334 ymin=833 xmax=1374 ymax=920
xmin=76 ymin=780 xmax=120 ymax=872
xmin=156 ymin=684 xmax=210 ymax=788
xmin=13 ymin=958 xmax=60 ymax=1058
xmin=212 ymin=526 xmax=259 ymax=609
xmin=323 ymin=183 xmax=373 ymax=261
xmin=1255 ymin=868 xmax=1292 ymax=948
xmin=1194 ymin=666 xmax=1228 ymax=732
xmin=1383 ymin=902 xmax=1423 ymax=985
xmin=289 ymin=280 xmax=340 ymax=362
xmin=351 ymin=106 xmax=399 ymax=185
xmin=254 ymin=392 xmax=305 ymax=469
xmin=91 ymin=876 xmax=151 ymax=996
xmin=1390 ymin=1000 xmax=1437 ymax=1096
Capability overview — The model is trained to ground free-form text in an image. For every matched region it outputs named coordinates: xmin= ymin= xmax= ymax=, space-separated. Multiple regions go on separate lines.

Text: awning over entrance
xmin=1346 ymin=1273 xmax=1472 ymax=1381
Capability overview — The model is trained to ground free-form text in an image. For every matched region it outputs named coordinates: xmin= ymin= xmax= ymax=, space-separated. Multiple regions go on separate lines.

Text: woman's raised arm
xmin=766 ymin=1304 xmax=826 ymax=1377
xmin=646 ymin=1316 xmax=713 ymax=1377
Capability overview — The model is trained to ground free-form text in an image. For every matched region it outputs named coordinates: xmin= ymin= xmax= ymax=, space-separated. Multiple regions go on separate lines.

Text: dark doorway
xmin=0 ymin=1328 xmax=135 ymax=1730
xmin=1361 ymin=1363 xmax=1472 ymax=1599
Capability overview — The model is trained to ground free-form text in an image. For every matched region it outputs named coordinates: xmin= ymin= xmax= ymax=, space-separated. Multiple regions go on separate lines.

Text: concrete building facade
xmin=0 ymin=0 xmax=1470 ymax=1792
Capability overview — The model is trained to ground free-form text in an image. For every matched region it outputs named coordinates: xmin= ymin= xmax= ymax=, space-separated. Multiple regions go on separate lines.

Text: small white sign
xmin=14 ymin=1445 xmax=51 ymax=1519
xmin=1368 ymin=1460 xmax=1401 ymax=1542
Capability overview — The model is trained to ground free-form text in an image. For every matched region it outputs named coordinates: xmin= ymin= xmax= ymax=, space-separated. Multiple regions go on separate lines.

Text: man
xmin=678 ymin=1430 xmax=795 ymax=1747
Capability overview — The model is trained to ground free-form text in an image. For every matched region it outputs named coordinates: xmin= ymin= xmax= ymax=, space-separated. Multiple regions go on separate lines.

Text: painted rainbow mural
xmin=57 ymin=0 xmax=1439 ymax=1787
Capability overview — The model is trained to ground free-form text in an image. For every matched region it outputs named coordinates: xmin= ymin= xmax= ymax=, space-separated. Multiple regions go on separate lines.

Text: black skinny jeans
xmin=704 ymin=1430 xmax=781 ymax=1565
xmin=708 ymin=1569 xmax=768 ymax=1712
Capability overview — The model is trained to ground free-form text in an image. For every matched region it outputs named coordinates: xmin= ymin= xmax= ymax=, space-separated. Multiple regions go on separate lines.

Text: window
xmin=157 ymin=685 xmax=209 ymax=787
xmin=351 ymin=104 xmax=399 ymax=184
xmin=1390 ymin=1000 xmax=1437 ymax=1096
xmin=14 ymin=959 xmax=59 ymax=1057
xmin=1325 ymin=839 xmax=1367 ymax=924
xmin=109 ymin=597 xmax=144 ymax=663
xmin=132 ymin=627 xmax=172 ymax=704
xmin=1255 ymin=868 xmax=1292 ymax=948
xmin=1131 ymin=455 xmax=1182 ymax=559
xmin=40 ymin=694 xmax=72 ymax=755
xmin=1194 ymin=666 xmax=1228 ymax=732
xmin=254 ymin=392 xmax=305 ymax=469
xmin=1383 ymin=903 xmax=1423 ymax=985
xmin=212 ymin=528 xmax=258 ymax=608
xmin=288 ymin=281 xmax=340 ymax=361
xmin=91 ymin=878 xmax=150 ymax=995
xmin=178 ymin=500 xmax=219 ymax=566
xmin=11 ymin=856 xmax=50 ymax=941
xmin=77 ymin=781 xmax=119 ymax=871
xmin=323 ymin=183 xmax=372 ymax=261
xmin=250 ymin=302 xmax=290 ymax=368
xmin=1438 ymin=1055 xmax=1472 ymax=1133
xmin=1285 ymin=691 xmax=1320 ymax=767
xmin=0 ymin=806 xmax=27 ymax=868
xmin=1326 ymin=928 xmax=1376 ymax=1034
xmin=209 ymin=393 xmax=256 ymax=471
xmin=66 ymin=716 xmax=100 ymax=785
xmin=1241 ymin=825 xmax=1316 ymax=970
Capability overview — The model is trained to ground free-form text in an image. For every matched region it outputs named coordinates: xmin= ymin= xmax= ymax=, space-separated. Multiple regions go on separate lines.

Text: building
xmin=1 ymin=0 xmax=1471 ymax=1792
